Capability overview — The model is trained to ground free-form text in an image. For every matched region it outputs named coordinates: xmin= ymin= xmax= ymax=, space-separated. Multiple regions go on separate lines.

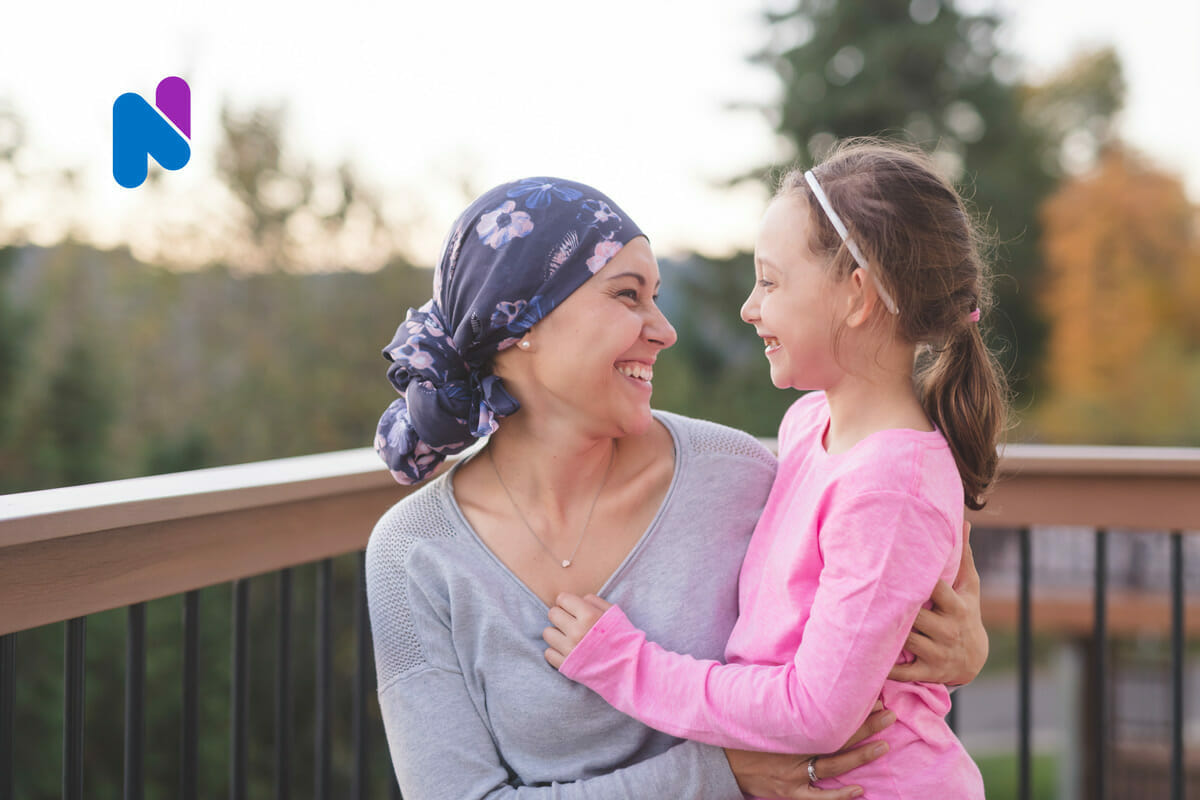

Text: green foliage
xmin=0 ymin=245 xmax=432 ymax=492
xmin=0 ymin=246 xmax=31 ymax=442
xmin=975 ymin=752 xmax=1058 ymax=800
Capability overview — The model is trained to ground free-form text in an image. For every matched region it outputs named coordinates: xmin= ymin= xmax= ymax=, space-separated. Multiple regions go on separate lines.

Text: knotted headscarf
xmin=375 ymin=177 xmax=645 ymax=484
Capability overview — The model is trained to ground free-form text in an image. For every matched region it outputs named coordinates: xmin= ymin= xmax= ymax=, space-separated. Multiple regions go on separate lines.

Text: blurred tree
xmin=0 ymin=100 xmax=23 ymax=236
xmin=742 ymin=2 xmax=1128 ymax=403
xmin=215 ymin=104 xmax=397 ymax=271
xmin=1036 ymin=146 xmax=1200 ymax=444
xmin=29 ymin=337 xmax=116 ymax=487
xmin=1019 ymin=47 xmax=1125 ymax=178
xmin=0 ymin=247 xmax=32 ymax=446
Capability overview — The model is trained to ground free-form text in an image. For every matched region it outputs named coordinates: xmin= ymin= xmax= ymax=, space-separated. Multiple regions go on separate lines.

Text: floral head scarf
xmin=375 ymin=177 xmax=645 ymax=484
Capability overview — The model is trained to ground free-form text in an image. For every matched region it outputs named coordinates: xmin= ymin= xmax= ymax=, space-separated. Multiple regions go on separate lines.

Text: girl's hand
xmin=889 ymin=522 xmax=989 ymax=685
xmin=724 ymin=702 xmax=895 ymax=799
xmin=543 ymin=593 xmax=612 ymax=669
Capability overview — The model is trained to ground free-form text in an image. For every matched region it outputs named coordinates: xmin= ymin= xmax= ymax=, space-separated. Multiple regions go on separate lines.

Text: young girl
xmin=543 ymin=140 xmax=1005 ymax=799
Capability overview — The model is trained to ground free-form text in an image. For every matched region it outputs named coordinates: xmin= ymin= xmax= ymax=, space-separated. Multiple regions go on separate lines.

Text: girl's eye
xmin=757 ymin=279 xmax=774 ymax=289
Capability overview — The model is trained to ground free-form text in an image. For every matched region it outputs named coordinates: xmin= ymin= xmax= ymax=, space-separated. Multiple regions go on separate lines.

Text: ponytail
xmin=916 ymin=323 xmax=1006 ymax=509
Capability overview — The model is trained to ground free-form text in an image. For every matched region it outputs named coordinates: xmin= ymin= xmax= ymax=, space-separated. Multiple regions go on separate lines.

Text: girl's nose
xmin=741 ymin=289 xmax=760 ymax=325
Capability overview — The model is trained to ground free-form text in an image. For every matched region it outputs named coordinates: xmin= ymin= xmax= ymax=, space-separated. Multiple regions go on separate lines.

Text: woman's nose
xmin=647 ymin=304 xmax=678 ymax=349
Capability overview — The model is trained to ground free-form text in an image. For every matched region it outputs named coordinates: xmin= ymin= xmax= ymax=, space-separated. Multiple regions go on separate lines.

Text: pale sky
xmin=1 ymin=0 xmax=1197 ymax=268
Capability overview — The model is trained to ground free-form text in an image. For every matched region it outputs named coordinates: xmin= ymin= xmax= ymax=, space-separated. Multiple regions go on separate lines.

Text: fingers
xmin=903 ymin=629 xmax=943 ymax=666
xmin=841 ymin=707 xmax=896 ymax=749
xmin=954 ymin=523 xmax=981 ymax=592
xmin=803 ymin=786 xmax=865 ymax=800
xmin=818 ymin=741 xmax=890 ymax=778
xmin=554 ymin=592 xmax=590 ymax=616
xmin=927 ymin=580 xmax=967 ymax=618
xmin=542 ymin=625 xmax=571 ymax=666
xmin=808 ymin=742 xmax=888 ymax=791
xmin=888 ymin=657 xmax=943 ymax=683
xmin=911 ymin=603 xmax=957 ymax=643
xmin=583 ymin=593 xmax=612 ymax=613
xmin=547 ymin=604 xmax=573 ymax=628
xmin=542 ymin=625 xmax=572 ymax=652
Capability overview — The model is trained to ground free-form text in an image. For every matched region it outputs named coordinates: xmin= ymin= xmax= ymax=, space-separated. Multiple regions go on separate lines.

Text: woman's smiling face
xmin=501 ymin=236 xmax=678 ymax=435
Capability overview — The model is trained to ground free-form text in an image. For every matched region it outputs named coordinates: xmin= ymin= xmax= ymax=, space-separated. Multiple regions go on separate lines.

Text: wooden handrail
xmin=1 ymin=442 xmax=1197 ymax=635
xmin=966 ymin=444 xmax=1200 ymax=530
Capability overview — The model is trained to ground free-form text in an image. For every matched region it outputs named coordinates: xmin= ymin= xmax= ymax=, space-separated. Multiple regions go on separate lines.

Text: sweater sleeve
xmin=367 ymin=529 xmax=745 ymax=800
xmin=558 ymin=490 xmax=955 ymax=755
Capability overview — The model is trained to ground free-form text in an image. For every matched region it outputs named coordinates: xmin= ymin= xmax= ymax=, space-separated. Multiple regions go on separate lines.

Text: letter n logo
xmin=113 ymin=76 xmax=191 ymax=188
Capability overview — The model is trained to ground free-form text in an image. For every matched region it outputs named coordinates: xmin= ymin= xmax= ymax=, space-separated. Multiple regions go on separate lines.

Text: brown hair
xmin=777 ymin=138 xmax=1008 ymax=509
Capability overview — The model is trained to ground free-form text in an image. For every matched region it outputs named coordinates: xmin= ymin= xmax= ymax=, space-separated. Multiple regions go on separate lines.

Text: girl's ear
xmin=843 ymin=267 xmax=881 ymax=328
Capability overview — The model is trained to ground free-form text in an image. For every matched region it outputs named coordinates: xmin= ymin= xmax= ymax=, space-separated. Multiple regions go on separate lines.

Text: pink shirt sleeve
xmin=557 ymin=490 xmax=956 ymax=754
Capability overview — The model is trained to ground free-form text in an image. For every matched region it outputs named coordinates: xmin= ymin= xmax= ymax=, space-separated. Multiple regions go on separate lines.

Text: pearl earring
xmin=519 ymin=341 xmax=531 ymax=350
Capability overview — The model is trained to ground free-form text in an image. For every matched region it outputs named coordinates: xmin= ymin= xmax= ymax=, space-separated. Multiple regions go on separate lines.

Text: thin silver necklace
xmin=488 ymin=441 xmax=616 ymax=568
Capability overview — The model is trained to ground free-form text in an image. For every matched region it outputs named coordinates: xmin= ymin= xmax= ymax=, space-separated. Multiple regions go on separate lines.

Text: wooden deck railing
xmin=1 ymin=442 xmax=1198 ymax=800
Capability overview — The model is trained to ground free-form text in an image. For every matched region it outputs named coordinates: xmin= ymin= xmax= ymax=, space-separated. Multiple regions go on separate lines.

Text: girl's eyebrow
xmin=606 ymin=272 xmax=662 ymax=290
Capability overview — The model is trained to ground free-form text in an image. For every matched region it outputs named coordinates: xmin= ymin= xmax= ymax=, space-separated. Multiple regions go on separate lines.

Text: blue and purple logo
xmin=112 ymin=77 xmax=191 ymax=188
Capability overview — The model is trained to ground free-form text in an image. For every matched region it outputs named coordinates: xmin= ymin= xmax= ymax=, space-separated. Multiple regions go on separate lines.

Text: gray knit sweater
xmin=366 ymin=411 xmax=777 ymax=799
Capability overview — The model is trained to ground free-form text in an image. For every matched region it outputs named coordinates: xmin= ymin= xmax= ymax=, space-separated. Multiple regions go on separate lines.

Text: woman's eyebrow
xmin=606 ymin=272 xmax=661 ymax=289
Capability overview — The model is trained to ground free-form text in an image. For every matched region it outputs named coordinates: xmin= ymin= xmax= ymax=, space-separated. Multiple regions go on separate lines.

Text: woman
xmin=366 ymin=177 xmax=987 ymax=799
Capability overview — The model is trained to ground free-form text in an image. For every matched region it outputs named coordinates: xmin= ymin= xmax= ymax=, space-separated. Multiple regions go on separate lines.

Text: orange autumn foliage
xmin=1036 ymin=147 xmax=1200 ymax=444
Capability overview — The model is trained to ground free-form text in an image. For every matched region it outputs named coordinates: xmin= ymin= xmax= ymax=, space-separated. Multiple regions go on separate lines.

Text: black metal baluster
xmin=63 ymin=617 xmax=86 ymax=800
xmin=353 ymin=552 xmax=370 ymax=800
xmin=277 ymin=569 xmax=293 ymax=800
xmin=125 ymin=603 xmax=146 ymax=800
xmin=1170 ymin=532 xmax=1184 ymax=800
xmin=181 ymin=591 xmax=199 ymax=800
xmin=316 ymin=559 xmax=332 ymax=800
xmin=1 ymin=633 xmax=15 ymax=800
xmin=1017 ymin=527 xmax=1032 ymax=800
xmin=231 ymin=580 xmax=249 ymax=800
xmin=1094 ymin=529 xmax=1108 ymax=800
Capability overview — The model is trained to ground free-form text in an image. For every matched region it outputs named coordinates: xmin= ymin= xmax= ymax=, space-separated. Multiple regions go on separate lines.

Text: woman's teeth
xmin=616 ymin=363 xmax=653 ymax=382
xmin=763 ymin=337 xmax=780 ymax=348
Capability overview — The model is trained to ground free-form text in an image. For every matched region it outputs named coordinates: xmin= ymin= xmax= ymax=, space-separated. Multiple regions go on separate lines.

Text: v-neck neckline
xmin=441 ymin=411 xmax=685 ymax=612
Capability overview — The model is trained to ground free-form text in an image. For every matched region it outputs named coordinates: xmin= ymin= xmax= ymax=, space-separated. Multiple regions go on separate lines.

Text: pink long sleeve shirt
xmin=559 ymin=393 xmax=984 ymax=799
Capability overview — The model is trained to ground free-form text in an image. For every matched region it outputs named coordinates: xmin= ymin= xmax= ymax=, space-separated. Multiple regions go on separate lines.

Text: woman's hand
xmin=888 ymin=522 xmax=988 ymax=686
xmin=724 ymin=702 xmax=895 ymax=799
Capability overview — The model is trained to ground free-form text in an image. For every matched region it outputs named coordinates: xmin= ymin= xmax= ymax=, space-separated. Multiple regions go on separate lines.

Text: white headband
xmin=803 ymin=170 xmax=900 ymax=315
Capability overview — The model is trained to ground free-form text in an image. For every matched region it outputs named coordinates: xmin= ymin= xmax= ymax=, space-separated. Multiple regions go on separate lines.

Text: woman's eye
xmin=617 ymin=289 xmax=639 ymax=300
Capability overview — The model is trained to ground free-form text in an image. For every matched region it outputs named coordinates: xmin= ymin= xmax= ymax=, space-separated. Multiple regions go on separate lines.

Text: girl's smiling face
xmin=741 ymin=196 xmax=847 ymax=391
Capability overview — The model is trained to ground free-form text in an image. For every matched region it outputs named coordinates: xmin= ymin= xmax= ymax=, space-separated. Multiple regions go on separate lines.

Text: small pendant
xmin=561 ymin=560 xmax=571 ymax=568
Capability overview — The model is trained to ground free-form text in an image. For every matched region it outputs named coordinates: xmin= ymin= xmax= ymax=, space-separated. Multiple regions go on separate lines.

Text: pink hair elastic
xmin=969 ymin=308 xmax=981 ymax=323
